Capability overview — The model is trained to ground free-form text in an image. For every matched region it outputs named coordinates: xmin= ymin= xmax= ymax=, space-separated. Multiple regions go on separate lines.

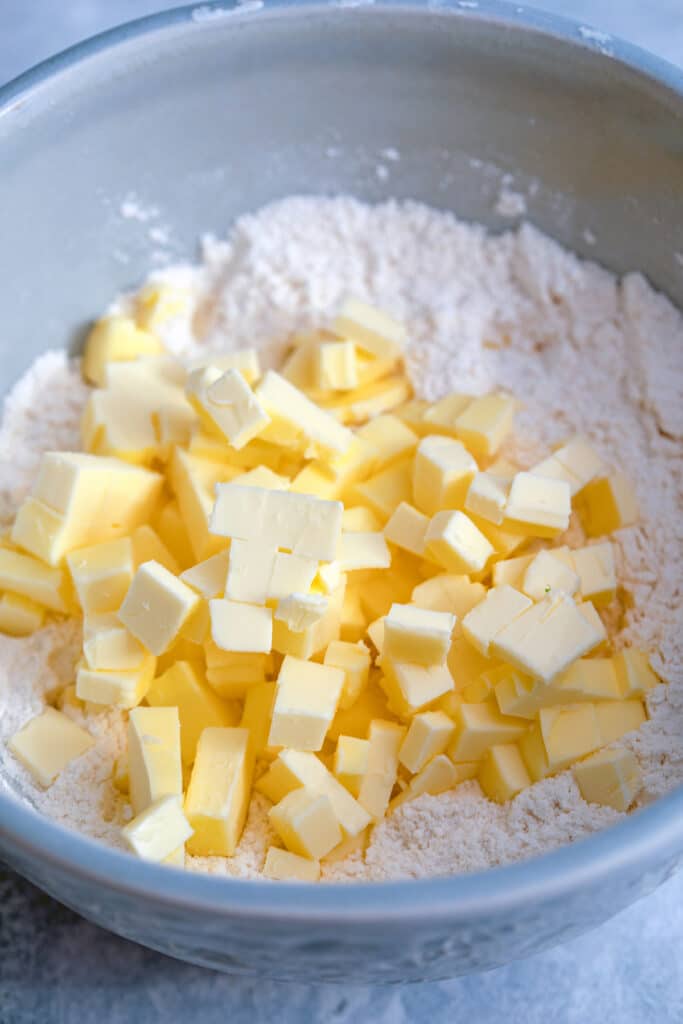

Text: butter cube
xmin=448 ymin=701 xmax=527 ymax=762
xmin=225 ymin=540 xmax=277 ymax=605
xmin=339 ymin=532 xmax=391 ymax=572
xmin=180 ymin=550 xmax=230 ymax=599
xmin=82 ymin=388 xmax=160 ymax=465
xmin=76 ymin=654 xmax=156 ymax=709
xmin=82 ymin=315 xmax=163 ymax=387
xmin=521 ymin=549 xmax=580 ymax=601
xmin=351 ymin=458 xmax=413 ymax=522
xmin=131 ymin=525 xmax=179 ymax=576
xmin=454 ymin=393 xmax=516 ymax=457
xmin=240 ymin=681 xmax=277 ymax=759
xmin=0 ymin=593 xmax=45 ymax=636
xmin=424 ymin=511 xmax=493 ymax=574
xmin=462 ymin=585 xmax=532 ymax=656
xmin=0 ymin=548 xmax=71 ymax=613
xmin=613 ymin=649 xmax=659 ymax=697
xmin=119 ymin=560 xmax=199 ymax=656
xmin=268 ymin=552 xmax=318 ymax=601
xmin=135 ymin=282 xmax=189 ymax=330
xmin=256 ymin=370 xmax=353 ymax=458
xmin=318 ymin=560 xmax=344 ymax=597
xmin=384 ymin=502 xmax=430 ymax=558
xmin=595 ymin=699 xmax=646 ymax=744
xmin=539 ymin=703 xmax=602 ymax=771
xmin=464 ymin=473 xmax=509 ymax=525
xmin=478 ymin=743 xmax=531 ymax=802
xmin=156 ymin=499 xmax=195 ymax=570
xmin=209 ymin=598 xmax=272 ymax=654
xmin=275 ymin=593 xmax=328 ymax=632
xmin=269 ymin=788 xmax=342 ymax=860
xmin=395 ymin=398 xmax=431 ymax=434
xmin=383 ymin=603 xmax=455 ymax=667
xmin=82 ymin=613 xmax=146 ymax=670
xmin=186 ymin=367 xmax=270 ymax=449
xmin=573 ymin=747 xmax=642 ymax=811
xmin=572 ymin=542 xmax=616 ymax=606
xmin=446 ymin=632 xmax=494 ymax=690
xmin=324 ymin=641 xmax=371 ymax=709
xmin=518 ymin=722 xmax=551 ymax=781
xmin=67 ymin=537 xmax=134 ymax=614
xmin=146 ymin=660 xmax=236 ymax=765
xmin=468 ymin=513 xmax=528 ymax=558
xmin=343 ymin=506 xmax=383 ymax=533
xmin=122 ymin=796 xmax=194 ymax=863
xmin=492 ymin=553 xmax=535 ymax=590
xmin=290 ymin=464 xmax=338 ymax=500
xmin=185 ymin=727 xmax=254 ymax=856
xmin=421 ymin=393 xmax=473 ymax=437
xmin=553 ymin=658 xmax=621 ymax=701
xmin=380 ymin=660 xmax=454 ymax=718
xmin=168 ymin=448 xmax=238 ymax=561
xmin=358 ymin=719 xmax=406 ymax=820
xmin=532 ymin=436 xmax=603 ymax=496
xmin=324 ymin=374 xmax=411 ymax=425
xmin=328 ymin=684 xmax=393 ymax=742
xmin=187 ymin=348 xmax=261 ymax=386
xmin=576 ymin=472 xmax=639 ymax=537
xmin=315 ymin=340 xmax=358 ymax=391
xmin=210 ymin=483 xmax=343 ymax=563
xmin=413 ymin=436 xmax=478 ymax=516
xmin=494 ymin=668 xmax=543 ymax=718
xmin=333 ymin=297 xmax=406 ymax=361
xmin=263 ymin=847 xmax=321 ymax=882
xmin=268 ymin=656 xmax=344 ymax=751
xmin=128 ymin=706 xmax=182 ymax=815
xmin=391 ymin=754 xmax=459 ymax=808
xmin=492 ymin=593 xmax=604 ymax=683
xmin=505 ymin=472 xmax=571 ymax=538
xmin=334 ymin=735 xmax=370 ymax=797
xmin=411 ymin=574 xmax=486 ymax=618
xmin=398 ymin=710 xmax=454 ymax=773
xmin=357 ymin=414 xmax=418 ymax=469
xmin=7 ymin=707 xmax=94 ymax=787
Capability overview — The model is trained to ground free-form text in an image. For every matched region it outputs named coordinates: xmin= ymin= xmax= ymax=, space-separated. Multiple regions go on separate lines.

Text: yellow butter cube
xmin=324 ymin=640 xmax=371 ymax=709
xmin=269 ymin=552 xmax=319 ymax=602
xmin=448 ymin=701 xmax=527 ymax=762
xmin=179 ymin=550 xmax=230 ymax=599
xmin=447 ymin=631 xmax=495 ymax=691
xmin=268 ymin=656 xmax=345 ymax=751
xmin=122 ymin=795 xmax=193 ymax=863
xmin=576 ymin=472 xmax=639 ymax=537
xmin=0 ymin=592 xmax=45 ymax=636
xmin=119 ymin=560 xmax=199 ymax=656
xmin=209 ymin=598 xmax=272 ymax=654
xmin=539 ymin=703 xmax=602 ymax=771
xmin=468 ymin=513 xmax=528 ymax=559
xmin=334 ymin=735 xmax=370 ymax=797
xmin=595 ymin=699 xmax=646 ymax=744
xmin=521 ymin=549 xmax=580 ymax=601
xmin=316 ymin=436 xmax=377 ymax=492
xmin=411 ymin=573 xmax=486 ymax=618
xmin=343 ymin=506 xmax=383 ymax=533
xmin=383 ymin=603 xmax=455 ymax=667
xmin=315 ymin=340 xmax=358 ymax=391
xmin=263 ymin=847 xmax=321 ymax=882
xmin=156 ymin=499 xmax=195 ymax=570
xmin=290 ymin=464 xmax=338 ymax=500
xmin=328 ymin=683 xmax=394 ymax=742
xmin=464 ymin=473 xmax=509 ymax=526
xmin=413 ymin=436 xmax=478 ymax=516
xmin=186 ymin=367 xmax=270 ymax=450
xmin=256 ymin=369 xmax=353 ymax=458
xmin=573 ymin=746 xmax=642 ymax=811
xmin=187 ymin=348 xmax=261 ymax=386
xmin=76 ymin=654 xmax=156 ymax=709
xmin=494 ymin=669 xmax=543 ymax=718
xmin=333 ymin=297 xmax=406 ymax=361
xmin=185 ymin=726 xmax=254 ymax=856
xmin=168 ymin=448 xmax=237 ymax=561
xmin=67 ymin=537 xmax=134 ymax=614
xmin=478 ymin=743 xmax=531 ymax=802
xmin=554 ymin=658 xmax=622 ymax=702
xmin=358 ymin=719 xmax=406 ymax=820
xmin=8 ymin=707 xmax=93 ymax=787
xmin=380 ymin=659 xmax=454 ymax=718
xmin=384 ymin=501 xmax=431 ymax=559
xmin=135 ymin=282 xmax=189 ymax=331
xmin=491 ymin=553 xmax=535 ymax=590
xmin=421 ymin=393 xmax=473 ymax=438
xmin=240 ymin=681 xmax=278 ymax=759
xmin=398 ymin=710 xmax=454 ymax=774
xmin=339 ymin=531 xmax=391 ymax=572
xmin=82 ymin=315 xmax=163 ymax=387
xmin=318 ymin=560 xmax=344 ymax=598
xmin=518 ymin=722 xmax=551 ymax=781
xmin=82 ymin=613 xmax=146 ymax=670
xmin=131 ymin=525 xmax=179 ymax=575
xmin=82 ymin=387 xmax=160 ymax=466
xmin=572 ymin=542 xmax=616 ymax=606
xmin=505 ymin=472 xmax=571 ymax=539
xmin=0 ymin=548 xmax=71 ymax=613
xmin=322 ymin=374 xmax=411 ymax=425
xmin=350 ymin=458 xmax=413 ymax=522
xmin=128 ymin=706 xmax=182 ymax=815
xmin=146 ymin=660 xmax=236 ymax=765
xmin=454 ymin=393 xmax=516 ymax=458
xmin=462 ymin=585 xmax=532 ymax=656
xmin=391 ymin=754 xmax=460 ymax=809
xmin=357 ymin=414 xmax=418 ymax=471
xmin=532 ymin=436 xmax=603 ymax=497
xmin=354 ymin=350 xmax=398 ymax=389
xmin=425 ymin=511 xmax=493 ymax=575
xmin=613 ymin=649 xmax=659 ymax=697
xmin=269 ymin=788 xmax=341 ymax=860
xmin=225 ymin=539 xmax=277 ymax=605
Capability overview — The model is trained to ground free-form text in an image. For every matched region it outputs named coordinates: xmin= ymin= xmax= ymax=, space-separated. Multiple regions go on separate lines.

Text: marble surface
xmin=1 ymin=2 xmax=682 ymax=1021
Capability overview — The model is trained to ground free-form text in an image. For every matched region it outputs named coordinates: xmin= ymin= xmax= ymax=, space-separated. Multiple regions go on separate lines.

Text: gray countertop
xmin=1 ymin=3 xmax=682 ymax=1021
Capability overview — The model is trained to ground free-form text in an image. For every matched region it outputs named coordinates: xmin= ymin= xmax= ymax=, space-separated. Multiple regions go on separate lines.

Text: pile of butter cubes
xmin=3 ymin=288 xmax=660 ymax=881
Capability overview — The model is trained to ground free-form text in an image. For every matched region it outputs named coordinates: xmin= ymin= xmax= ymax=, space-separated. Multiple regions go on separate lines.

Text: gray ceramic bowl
xmin=1 ymin=0 xmax=682 ymax=983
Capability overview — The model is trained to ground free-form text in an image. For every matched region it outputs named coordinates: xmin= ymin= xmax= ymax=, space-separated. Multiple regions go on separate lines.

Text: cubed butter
xmin=521 ymin=548 xmax=580 ymax=601
xmin=240 ymin=681 xmax=278 ymax=759
xmin=478 ymin=743 xmax=531 ymax=802
xmin=0 ymin=548 xmax=71 ymax=613
xmin=333 ymin=297 xmax=406 ymax=361
xmin=538 ymin=703 xmax=602 ymax=771
xmin=411 ymin=574 xmax=486 ymax=618
xmin=339 ymin=531 xmax=391 ymax=572
xmin=131 ymin=525 xmax=179 ymax=575
xmin=576 ymin=472 xmax=639 ymax=537
xmin=315 ymin=340 xmax=358 ymax=391
xmin=464 ymin=473 xmax=509 ymax=526
xmin=82 ymin=613 xmax=147 ymax=670
xmin=398 ymin=710 xmax=455 ymax=774
xmin=384 ymin=502 xmax=430 ymax=558
xmin=76 ymin=654 xmax=156 ymax=709
xmin=573 ymin=746 xmax=642 ymax=811
xmin=209 ymin=598 xmax=272 ymax=654
xmin=186 ymin=366 xmax=270 ymax=449
xmin=447 ymin=701 xmax=527 ymax=762
xmin=595 ymin=699 xmax=646 ymax=744
xmin=383 ymin=603 xmax=455 ymax=667
xmin=505 ymin=472 xmax=571 ymax=539
xmin=268 ymin=656 xmax=344 ymax=751
xmin=263 ymin=847 xmax=321 ymax=882
xmin=146 ymin=660 xmax=236 ymax=765
xmin=0 ymin=592 xmax=45 ymax=636
xmin=82 ymin=315 xmax=163 ymax=387
xmin=424 ymin=511 xmax=493 ymax=575
xmin=128 ymin=706 xmax=182 ymax=815
xmin=7 ymin=707 xmax=93 ymax=787
xmin=184 ymin=727 xmax=254 ymax=856
xmin=572 ymin=542 xmax=616 ymax=606
xmin=180 ymin=550 xmax=230 ymax=599
xmin=66 ymin=537 xmax=134 ymax=614
xmin=256 ymin=370 xmax=353 ymax=458
xmin=334 ymin=735 xmax=370 ymax=797
xmin=461 ymin=585 xmax=532 ymax=656
xmin=269 ymin=788 xmax=342 ymax=860
xmin=119 ymin=560 xmax=199 ymax=656
xmin=454 ymin=393 xmax=516 ymax=457
xmin=380 ymin=660 xmax=454 ymax=718
xmin=122 ymin=795 xmax=193 ymax=863
xmin=225 ymin=540 xmax=277 ymax=605
xmin=357 ymin=414 xmax=418 ymax=469
xmin=324 ymin=640 xmax=371 ymax=709
xmin=358 ymin=719 xmax=406 ymax=820
xmin=413 ymin=436 xmax=478 ymax=516
xmin=613 ymin=649 xmax=660 ymax=697
xmin=391 ymin=754 xmax=460 ymax=808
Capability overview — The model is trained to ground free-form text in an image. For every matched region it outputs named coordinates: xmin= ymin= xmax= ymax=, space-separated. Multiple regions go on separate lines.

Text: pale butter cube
xmin=122 ymin=796 xmax=193 ymax=863
xmin=518 ymin=722 xmax=551 ymax=781
xmin=425 ymin=511 xmax=493 ymax=574
xmin=478 ymin=743 xmax=531 ymax=802
xmin=553 ymin=658 xmax=621 ymax=702
xmin=395 ymin=398 xmax=431 ymax=434
xmin=411 ymin=574 xmax=486 ymax=618
xmin=522 ymin=549 xmax=580 ymax=601
xmin=413 ymin=436 xmax=478 ymax=516
xmin=446 ymin=632 xmax=495 ymax=691
xmin=464 ymin=473 xmax=509 ymax=525
xmin=268 ymin=552 xmax=318 ymax=601
xmin=391 ymin=754 xmax=460 ymax=809
xmin=351 ymin=458 xmax=413 ymax=522
xmin=343 ymin=506 xmax=383 ymax=533
xmin=225 ymin=540 xmax=277 ymax=605
xmin=380 ymin=660 xmax=454 ymax=719
xmin=595 ymin=699 xmax=646 ymax=744
xmin=613 ymin=649 xmax=659 ymax=697
xmin=156 ymin=498 xmax=195 ymax=570
xmin=572 ymin=542 xmax=616 ymax=606
xmin=339 ymin=531 xmax=391 ymax=572
xmin=82 ymin=315 xmax=163 ymax=387
xmin=421 ymin=393 xmax=473 ymax=438
xmin=131 ymin=526 xmax=178 ymax=576
xmin=491 ymin=553 xmax=535 ymax=590
xmin=357 ymin=414 xmax=418 ymax=470
xmin=263 ymin=847 xmax=321 ymax=882
xmin=333 ymin=297 xmax=406 ymax=361
xmin=186 ymin=367 xmax=270 ymax=450
xmin=468 ymin=513 xmax=528 ymax=559
xmin=256 ymin=370 xmax=353 ymax=458
xmin=128 ymin=706 xmax=182 ymax=815
xmin=316 ymin=560 xmax=344 ymax=597
xmin=315 ymin=340 xmax=358 ymax=391
xmin=168 ymin=448 xmax=237 ymax=561
xmin=240 ymin=681 xmax=278 ymax=760
xmin=185 ymin=727 xmax=254 ymax=856
xmin=539 ymin=703 xmax=602 ymax=771
xmin=532 ymin=436 xmax=603 ymax=496
xmin=269 ymin=789 xmax=341 ymax=860
xmin=384 ymin=501 xmax=430 ymax=559
xmin=316 ymin=435 xmax=376 ymax=490
xmin=268 ymin=656 xmax=344 ymax=751
xmin=324 ymin=640 xmax=371 ymax=709
xmin=82 ymin=388 xmax=159 ymax=465
xmin=272 ymin=584 xmax=344 ymax=661
xmin=67 ymin=537 xmax=134 ymax=614
xmin=119 ymin=560 xmax=199 ymax=656
xmin=491 ymin=593 xmax=604 ymax=683
xmin=355 ymin=351 xmax=398 ymax=389
xmin=210 ymin=483 xmax=342 ymax=563
xmin=76 ymin=654 xmax=156 ymax=709
xmin=0 ymin=593 xmax=45 ymax=636
xmin=573 ymin=747 xmax=642 ymax=811
xmin=398 ymin=710 xmax=454 ymax=774
xmin=358 ymin=719 xmax=406 ymax=820
xmin=180 ymin=550 xmax=230 ymax=599
xmin=334 ymin=735 xmax=370 ymax=797
xmin=454 ymin=393 xmax=516 ymax=457
xmin=186 ymin=348 xmax=261 ymax=386
xmin=232 ymin=464 xmax=291 ymax=491
xmin=462 ymin=585 xmax=532 ymax=656
xmin=384 ymin=603 xmax=455 ymax=667
xmin=505 ymin=472 xmax=571 ymax=538
xmin=275 ymin=593 xmax=328 ymax=631
xmin=0 ymin=548 xmax=70 ymax=613
xmin=576 ymin=472 xmax=639 ymax=537
xmin=209 ymin=598 xmax=272 ymax=654
xmin=146 ymin=660 xmax=236 ymax=765
xmin=325 ymin=374 xmax=411 ymax=425
xmin=448 ymin=701 xmax=527 ymax=762
xmin=7 ymin=707 xmax=93 ymax=787
xmin=495 ymin=670 xmax=545 ymax=719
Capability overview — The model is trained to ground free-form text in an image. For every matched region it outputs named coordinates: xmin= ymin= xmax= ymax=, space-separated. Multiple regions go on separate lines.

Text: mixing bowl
xmin=0 ymin=0 xmax=681 ymax=983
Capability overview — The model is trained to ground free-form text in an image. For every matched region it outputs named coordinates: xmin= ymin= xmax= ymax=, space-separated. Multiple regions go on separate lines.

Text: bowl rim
xmin=0 ymin=0 xmax=682 ymax=923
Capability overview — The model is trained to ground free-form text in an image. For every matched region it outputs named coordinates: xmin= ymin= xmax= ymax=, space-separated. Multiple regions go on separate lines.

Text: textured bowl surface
xmin=0 ymin=0 xmax=682 ymax=983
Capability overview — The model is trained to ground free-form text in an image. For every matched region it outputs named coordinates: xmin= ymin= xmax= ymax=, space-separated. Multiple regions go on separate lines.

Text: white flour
xmin=0 ymin=196 xmax=681 ymax=880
